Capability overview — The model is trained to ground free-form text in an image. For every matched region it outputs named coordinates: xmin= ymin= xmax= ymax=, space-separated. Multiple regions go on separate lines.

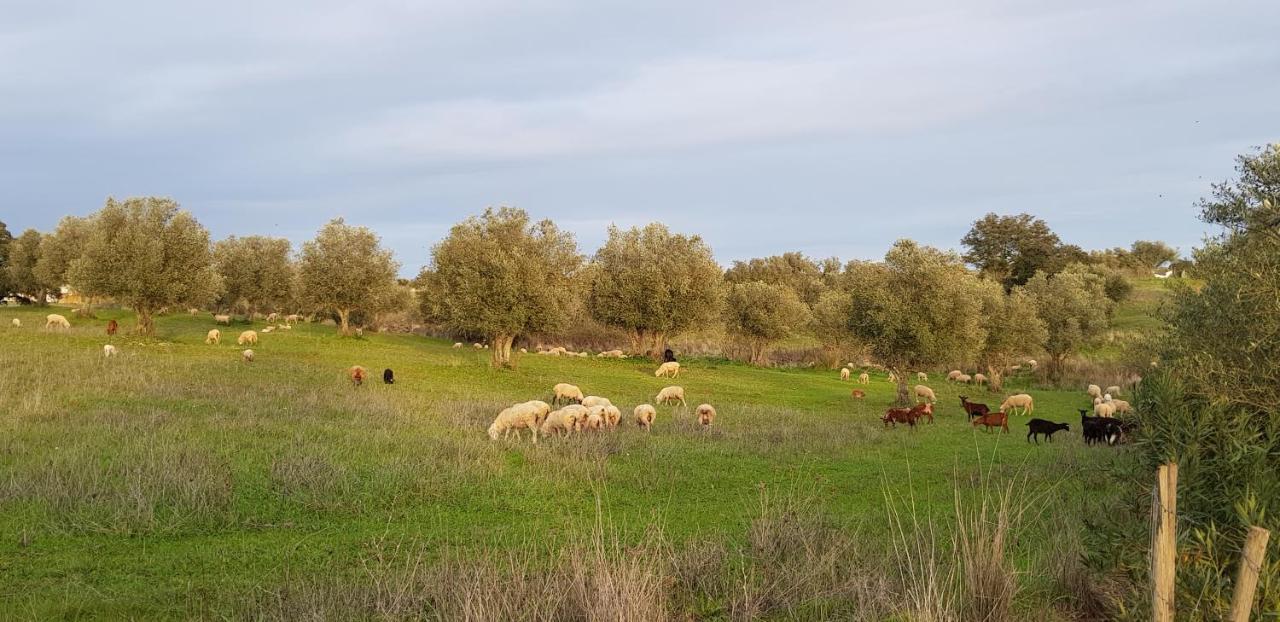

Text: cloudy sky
xmin=2 ymin=1 xmax=1277 ymax=275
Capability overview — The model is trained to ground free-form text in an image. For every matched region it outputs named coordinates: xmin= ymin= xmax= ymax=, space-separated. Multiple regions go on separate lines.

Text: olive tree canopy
xmin=724 ymin=280 xmax=810 ymax=365
xmin=1020 ymin=264 xmax=1112 ymax=380
xmin=298 ymin=218 xmax=400 ymax=336
xmin=72 ymin=197 xmax=220 ymax=334
xmin=422 ymin=207 xmax=581 ymax=367
xmin=213 ymin=235 xmax=295 ymax=319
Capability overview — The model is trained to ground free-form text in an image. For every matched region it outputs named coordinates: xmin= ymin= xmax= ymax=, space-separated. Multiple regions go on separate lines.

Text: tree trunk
xmin=892 ymin=367 xmax=911 ymax=406
xmin=135 ymin=307 xmax=155 ymax=336
xmin=987 ymin=365 xmax=1004 ymax=393
xmin=338 ymin=309 xmax=351 ymax=335
xmin=490 ymin=334 xmax=514 ymax=368
xmin=630 ymin=330 xmax=645 ymax=355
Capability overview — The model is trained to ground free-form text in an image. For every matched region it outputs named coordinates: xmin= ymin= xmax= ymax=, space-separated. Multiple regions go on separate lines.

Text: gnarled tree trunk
xmin=490 ymin=334 xmax=515 ymax=368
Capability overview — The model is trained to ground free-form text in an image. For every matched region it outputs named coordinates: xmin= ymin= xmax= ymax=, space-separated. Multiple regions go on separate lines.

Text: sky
xmin=2 ymin=0 xmax=1277 ymax=276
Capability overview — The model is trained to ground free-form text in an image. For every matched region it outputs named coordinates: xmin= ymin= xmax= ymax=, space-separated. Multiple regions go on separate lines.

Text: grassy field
xmin=0 ymin=306 xmax=1127 ymax=620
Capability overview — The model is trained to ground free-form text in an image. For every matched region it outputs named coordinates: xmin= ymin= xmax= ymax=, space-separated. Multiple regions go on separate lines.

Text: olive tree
xmin=975 ymin=280 xmax=1046 ymax=392
xmin=586 ymin=223 xmax=722 ymax=357
xmin=72 ymin=197 xmax=220 ymax=334
xmin=213 ymin=236 xmax=295 ymax=319
xmin=298 ymin=218 xmax=400 ymax=336
xmin=423 ymin=207 xmax=581 ymax=367
xmin=810 ymin=289 xmax=858 ymax=367
xmin=847 ymin=240 xmax=986 ymax=404
xmin=724 ymin=281 xmax=810 ymax=364
xmin=1020 ymin=265 xmax=1112 ymax=381
xmin=6 ymin=229 xmax=54 ymax=304
xmin=34 ymin=216 xmax=94 ymax=310
xmin=0 ymin=220 xmax=13 ymax=296
xmin=724 ymin=252 xmax=827 ymax=307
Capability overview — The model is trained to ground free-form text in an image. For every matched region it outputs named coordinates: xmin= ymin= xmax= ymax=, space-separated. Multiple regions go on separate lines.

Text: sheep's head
xmin=487 ymin=424 xmax=500 ymax=440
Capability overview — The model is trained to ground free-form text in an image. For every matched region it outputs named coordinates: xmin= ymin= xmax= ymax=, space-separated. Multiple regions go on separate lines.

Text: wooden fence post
xmin=1150 ymin=462 xmax=1178 ymax=622
xmin=1228 ymin=525 xmax=1271 ymax=622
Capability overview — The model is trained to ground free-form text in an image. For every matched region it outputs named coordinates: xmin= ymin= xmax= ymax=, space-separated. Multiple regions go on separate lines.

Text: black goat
xmin=959 ymin=396 xmax=990 ymax=419
xmin=383 ymin=368 xmax=395 ymax=384
xmin=1079 ymin=409 xmax=1122 ymax=446
xmin=1026 ymin=418 xmax=1070 ymax=444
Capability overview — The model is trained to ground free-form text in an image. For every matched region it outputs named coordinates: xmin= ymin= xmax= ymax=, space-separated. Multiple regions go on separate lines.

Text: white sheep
xmin=858 ymin=372 xmax=870 ymax=385
xmin=575 ymin=351 xmax=587 ymax=358
xmin=840 ymin=368 xmax=851 ymax=381
xmin=1087 ymin=384 xmax=1102 ymax=399
xmin=519 ymin=347 xmax=528 ymax=353
xmin=214 ymin=314 xmax=231 ymax=325
xmin=453 ymin=342 xmax=463 ymax=349
xmin=238 ymin=330 xmax=258 ymax=346
xmin=242 ymin=349 xmax=255 ymax=363
xmin=946 ymin=369 xmax=963 ymax=382
xmin=596 ymin=349 xmax=625 ymax=358
xmin=602 ymin=404 xmax=622 ymax=427
xmin=1093 ymin=396 xmax=1103 ymax=405
xmin=488 ymin=400 xmax=552 ymax=443
xmin=552 ymin=383 xmax=585 ymax=404
xmin=917 ymin=372 xmax=928 ymax=382
xmin=655 ymin=361 xmax=680 ymax=378
xmin=280 ymin=324 xmax=291 ymax=331
xmin=1105 ymin=385 xmax=1122 ymax=397
xmin=634 ymin=404 xmax=656 ymax=430
xmin=188 ymin=307 xmax=200 ymax=315
xmin=581 ymin=396 xmax=613 ymax=409
xmin=1110 ymin=399 xmax=1132 ymax=414
xmin=655 ymin=386 xmax=686 ymax=406
xmin=473 ymin=342 xmax=484 ymax=349
xmin=45 ymin=314 xmax=71 ymax=330
xmin=262 ymin=326 xmax=275 ymax=333
xmin=581 ymin=406 xmax=606 ymax=431
xmin=1026 ymin=359 xmax=1038 ymax=369
xmin=266 ymin=312 xmax=279 ymax=323
xmin=973 ymin=373 xmax=987 ymax=385
xmin=541 ymin=405 xmax=587 ymax=436
xmin=10 ymin=318 xmax=20 ymax=328
xmin=1094 ymin=402 xmax=1116 ymax=418
xmin=695 ymin=403 xmax=717 ymax=427
xmin=103 ymin=344 xmax=118 ymax=358
xmin=914 ymin=384 xmax=936 ymax=404
xmin=955 ymin=374 xmax=972 ymax=384
xmin=999 ymin=393 xmax=1035 ymax=416
xmin=285 ymin=314 xmax=301 ymax=324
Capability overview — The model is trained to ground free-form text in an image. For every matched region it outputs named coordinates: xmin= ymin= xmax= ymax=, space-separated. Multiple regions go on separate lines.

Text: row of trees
xmin=3 ymin=199 xmax=1136 ymax=381
xmin=0 ymin=198 xmax=402 ymax=336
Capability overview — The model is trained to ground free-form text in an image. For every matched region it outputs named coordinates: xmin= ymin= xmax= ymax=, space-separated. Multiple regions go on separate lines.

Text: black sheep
xmin=383 ymin=368 xmax=395 ymax=384
xmin=1026 ymin=418 xmax=1070 ymax=444
xmin=663 ymin=348 xmax=676 ymax=363
xmin=1079 ymin=409 xmax=1122 ymax=446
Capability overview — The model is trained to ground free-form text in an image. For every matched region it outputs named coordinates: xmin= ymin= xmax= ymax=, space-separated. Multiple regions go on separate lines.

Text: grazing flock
xmin=11 ymin=310 xmax=1134 ymax=448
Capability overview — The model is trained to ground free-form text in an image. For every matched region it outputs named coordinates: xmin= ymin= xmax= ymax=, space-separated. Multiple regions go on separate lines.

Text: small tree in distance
xmin=6 ymin=229 xmax=54 ymax=304
xmin=1021 ymin=265 xmax=1112 ymax=381
xmin=975 ymin=280 xmax=1046 ymax=392
xmin=298 ymin=218 xmax=400 ymax=336
xmin=423 ymin=207 xmax=581 ymax=367
xmin=213 ymin=235 xmax=295 ymax=319
xmin=724 ymin=281 xmax=810 ymax=364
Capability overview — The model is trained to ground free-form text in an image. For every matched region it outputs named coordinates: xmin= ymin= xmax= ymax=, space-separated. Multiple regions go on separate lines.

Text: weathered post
xmin=1150 ymin=462 xmax=1178 ymax=622
xmin=1227 ymin=525 xmax=1271 ymax=622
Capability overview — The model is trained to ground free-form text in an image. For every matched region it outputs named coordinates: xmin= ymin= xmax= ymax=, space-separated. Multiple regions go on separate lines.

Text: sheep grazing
xmin=519 ymin=347 xmax=528 ymax=354
xmin=634 ymin=404 xmax=656 ymax=430
xmin=1109 ymin=399 xmax=1132 ymax=414
xmin=205 ymin=329 xmax=221 ymax=345
xmin=602 ymin=404 xmax=622 ymax=427
xmin=973 ymin=373 xmax=987 ymax=386
xmin=1093 ymin=402 xmax=1116 ymax=418
xmin=242 ymin=349 xmax=255 ymax=363
xmin=280 ymin=324 xmax=291 ymax=330
xmin=383 ymin=368 xmax=395 ymax=384
xmin=103 ymin=344 xmax=118 ymax=358
xmin=581 ymin=396 xmax=612 ymax=409
xmin=858 ymin=372 xmax=870 ymax=385
xmin=596 ymin=349 xmax=625 ymax=358
xmin=1087 ymin=384 xmax=1102 ymax=400
xmin=489 ymin=400 xmax=552 ymax=442
xmin=695 ymin=403 xmax=716 ymax=427
xmin=1105 ymin=385 xmax=1122 ymax=397
xmin=972 ymin=411 xmax=1009 ymax=433
xmin=188 ymin=307 xmax=200 ymax=316
xmin=106 ymin=319 xmax=118 ymax=336
xmin=655 ymin=361 xmax=681 ymax=378
xmin=851 ymin=389 xmax=865 ymax=399
xmin=262 ymin=326 xmax=275 ymax=333
xmin=214 ymin=314 xmax=231 ymax=325
xmin=840 ymin=368 xmax=851 ymax=381
xmin=999 ymin=394 xmax=1034 ymax=416
xmin=1026 ymin=359 xmax=1038 ymax=369
xmin=552 ymin=383 xmax=585 ymax=405
xmin=958 ymin=396 xmax=991 ymax=419
xmin=453 ymin=342 xmax=463 ymax=349
xmin=655 ymin=386 xmax=686 ymax=406
xmin=947 ymin=369 xmax=963 ymax=382
xmin=285 ymin=314 xmax=301 ymax=324
xmin=11 ymin=318 xmax=20 ymax=328
xmin=473 ymin=342 xmax=484 ymax=349
xmin=348 ymin=366 xmax=367 ymax=386
xmin=955 ymin=374 xmax=972 ymax=384
xmin=914 ymin=385 xmax=936 ymax=404
xmin=238 ymin=330 xmax=258 ymax=346
xmin=541 ymin=405 xmax=587 ymax=436
xmin=266 ymin=312 xmax=278 ymax=323
xmin=1026 ymin=419 xmax=1070 ymax=444
xmin=45 ymin=314 xmax=71 ymax=330
xmin=916 ymin=372 xmax=928 ymax=382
